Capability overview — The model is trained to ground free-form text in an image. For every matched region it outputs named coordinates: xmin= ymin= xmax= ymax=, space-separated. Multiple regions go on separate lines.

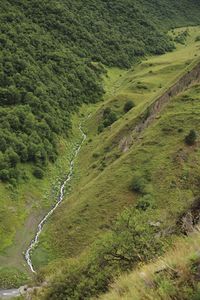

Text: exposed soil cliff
xmin=119 ymin=60 xmax=200 ymax=152
xmin=135 ymin=61 xmax=200 ymax=133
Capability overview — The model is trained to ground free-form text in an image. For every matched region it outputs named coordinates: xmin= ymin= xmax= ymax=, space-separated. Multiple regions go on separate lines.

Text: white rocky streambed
xmin=25 ymin=122 xmax=87 ymax=273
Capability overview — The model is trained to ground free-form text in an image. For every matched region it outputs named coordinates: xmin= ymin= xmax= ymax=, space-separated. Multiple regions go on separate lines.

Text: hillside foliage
xmin=40 ymin=207 xmax=164 ymax=300
xmin=1 ymin=0 xmax=200 ymax=182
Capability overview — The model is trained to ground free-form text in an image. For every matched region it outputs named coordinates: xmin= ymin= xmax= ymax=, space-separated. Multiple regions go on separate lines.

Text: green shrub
xmin=136 ymin=194 xmax=155 ymax=211
xmin=44 ymin=208 xmax=163 ymax=300
xmin=136 ymin=199 xmax=150 ymax=211
xmin=0 ymin=169 xmax=10 ymax=181
xmin=174 ymin=30 xmax=189 ymax=44
xmin=98 ymin=108 xmax=118 ymax=133
xmin=103 ymin=107 xmax=111 ymax=117
xmin=33 ymin=167 xmax=44 ymax=179
xmin=98 ymin=124 xmax=104 ymax=133
xmin=195 ymin=36 xmax=200 ymax=42
xmin=6 ymin=149 xmax=20 ymax=167
xmin=103 ymin=112 xmax=117 ymax=127
xmin=131 ymin=172 xmax=148 ymax=194
xmin=185 ymin=130 xmax=197 ymax=146
xmin=93 ymin=152 xmax=100 ymax=159
xmin=124 ymin=100 xmax=135 ymax=113
xmin=137 ymin=83 xmax=148 ymax=90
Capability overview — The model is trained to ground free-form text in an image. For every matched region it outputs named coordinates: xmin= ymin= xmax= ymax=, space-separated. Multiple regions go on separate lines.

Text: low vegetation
xmin=0 ymin=0 xmax=200 ymax=294
xmin=98 ymin=232 xmax=200 ymax=300
xmin=195 ymin=36 xmax=200 ymax=42
xmin=35 ymin=207 xmax=164 ymax=300
xmin=124 ymin=100 xmax=135 ymax=113
xmin=0 ymin=267 xmax=28 ymax=289
xmin=185 ymin=129 xmax=197 ymax=146
xmin=174 ymin=30 xmax=189 ymax=44
xmin=31 ymin=36 xmax=200 ymax=299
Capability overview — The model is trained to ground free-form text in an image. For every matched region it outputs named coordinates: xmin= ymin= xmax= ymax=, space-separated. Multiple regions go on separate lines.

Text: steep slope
xmin=33 ymin=27 xmax=200 ymax=265
xmin=25 ymin=28 xmax=200 ymax=299
xmin=99 ymin=231 xmax=200 ymax=300
xmin=33 ymin=73 xmax=200 ymax=300
xmin=1 ymin=0 xmax=200 ymax=183
xmin=0 ymin=0 xmax=200 ymax=291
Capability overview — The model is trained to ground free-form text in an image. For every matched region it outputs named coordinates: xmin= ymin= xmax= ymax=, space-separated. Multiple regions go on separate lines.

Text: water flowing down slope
xmin=25 ymin=122 xmax=87 ymax=273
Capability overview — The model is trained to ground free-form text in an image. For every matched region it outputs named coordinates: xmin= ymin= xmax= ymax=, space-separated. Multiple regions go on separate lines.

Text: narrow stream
xmin=25 ymin=122 xmax=87 ymax=273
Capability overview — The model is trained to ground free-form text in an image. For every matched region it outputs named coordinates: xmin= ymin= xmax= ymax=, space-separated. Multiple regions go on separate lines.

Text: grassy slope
xmin=33 ymin=27 xmax=200 ymax=271
xmin=0 ymin=26 xmax=199 ymax=289
xmin=98 ymin=231 xmax=200 ymax=300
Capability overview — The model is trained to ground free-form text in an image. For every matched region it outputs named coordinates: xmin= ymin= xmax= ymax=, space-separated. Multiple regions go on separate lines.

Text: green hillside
xmin=29 ymin=27 xmax=200 ymax=300
xmin=0 ymin=0 xmax=200 ymax=297
xmin=33 ymin=26 xmax=200 ymax=265
xmin=1 ymin=0 xmax=200 ymax=183
xmin=99 ymin=232 xmax=200 ymax=300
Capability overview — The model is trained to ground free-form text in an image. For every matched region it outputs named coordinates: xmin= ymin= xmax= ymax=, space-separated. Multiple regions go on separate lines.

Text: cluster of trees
xmin=174 ymin=30 xmax=189 ymax=44
xmin=15 ymin=1 xmax=176 ymax=68
xmin=98 ymin=108 xmax=118 ymax=133
xmin=1 ymin=0 xmax=200 ymax=182
xmin=0 ymin=1 xmax=104 ymax=182
xmin=98 ymin=100 xmax=135 ymax=133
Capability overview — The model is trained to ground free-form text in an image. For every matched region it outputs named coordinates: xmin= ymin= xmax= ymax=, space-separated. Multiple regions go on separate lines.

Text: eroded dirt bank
xmin=135 ymin=60 xmax=200 ymax=133
xmin=119 ymin=60 xmax=200 ymax=151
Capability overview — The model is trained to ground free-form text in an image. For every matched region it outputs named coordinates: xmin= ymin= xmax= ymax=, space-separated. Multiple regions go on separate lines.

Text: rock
xmin=149 ymin=221 xmax=161 ymax=227
xmin=181 ymin=212 xmax=194 ymax=234
xmin=19 ymin=285 xmax=28 ymax=295
xmin=139 ymin=271 xmax=154 ymax=287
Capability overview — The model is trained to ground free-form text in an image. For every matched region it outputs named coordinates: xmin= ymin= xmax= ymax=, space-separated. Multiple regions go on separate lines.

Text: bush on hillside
xmin=6 ymin=149 xmax=20 ymax=167
xmin=98 ymin=124 xmax=104 ymax=134
xmin=195 ymin=36 xmax=200 ymax=42
xmin=103 ymin=107 xmax=112 ymax=118
xmin=33 ymin=167 xmax=44 ymax=179
xmin=124 ymin=100 xmax=135 ymax=113
xmin=136 ymin=194 xmax=156 ymax=211
xmin=0 ymin=169 xmax=10 ymax=182
xmin=174 ymin=30 xmax=189 ymax=44
xmin=103 ymin=112 xmax=118 ymax=128
xmin=98 ymin=108 xmax=118 ymax=133
xmin=131 ymin=172 xmax=148 ymax=194
xmin=44 ymin=208 xmax=163 ymax=300
xmin=185 ymin=130 xmax=197 ymax=146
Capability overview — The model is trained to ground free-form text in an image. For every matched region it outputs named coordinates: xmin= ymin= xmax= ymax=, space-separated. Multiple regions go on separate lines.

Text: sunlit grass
xmin=33 ymin=26 xmax=200 ymax=273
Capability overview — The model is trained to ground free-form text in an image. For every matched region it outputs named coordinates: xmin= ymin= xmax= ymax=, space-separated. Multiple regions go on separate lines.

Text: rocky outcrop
xmin=177 ymin=197 xmax=200 ymax=235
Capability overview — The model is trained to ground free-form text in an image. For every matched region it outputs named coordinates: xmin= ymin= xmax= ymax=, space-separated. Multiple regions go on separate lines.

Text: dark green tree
xmin=6 ymin=148 xmax=20 ymax=167
xmin=124 ymin=100 xmax=135 ymax=113
xmin=33 ymin=167 xmax=44 ymax=179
